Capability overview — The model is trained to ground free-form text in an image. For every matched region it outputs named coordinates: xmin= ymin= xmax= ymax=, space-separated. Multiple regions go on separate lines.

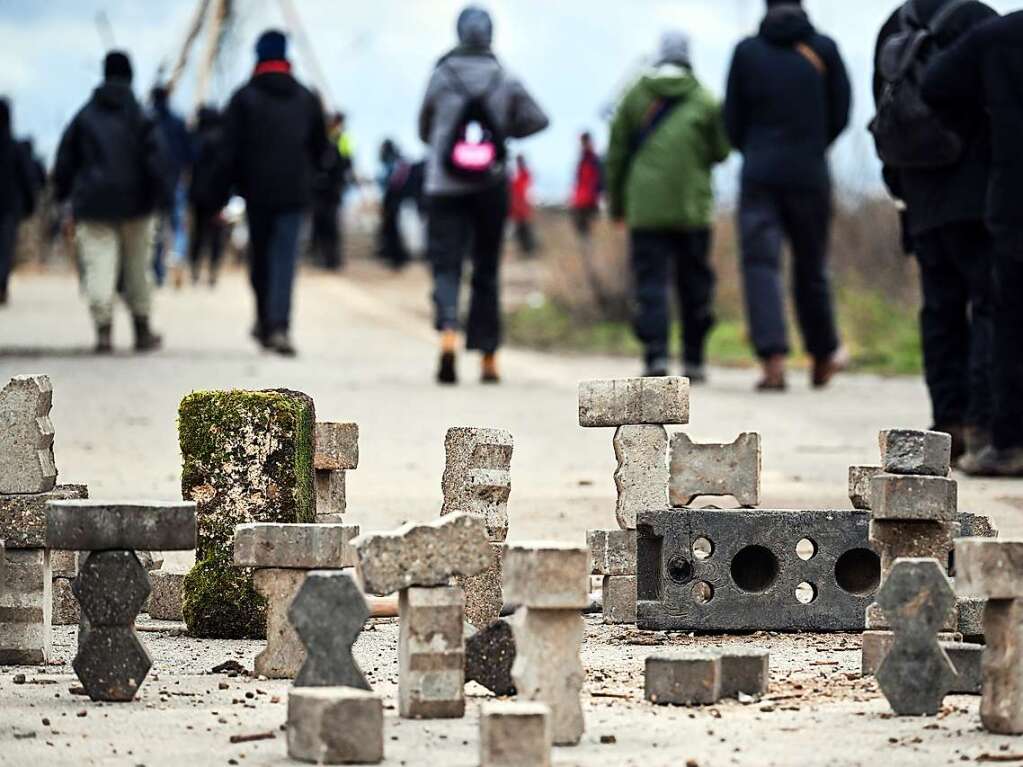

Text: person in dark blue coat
xmin=150 ymin=86 xmax=194 ymax=287
xmin=724 ymin=0 xmax=852 ymax=392
xmin=0 ymin=100 xmax=39 ymax=306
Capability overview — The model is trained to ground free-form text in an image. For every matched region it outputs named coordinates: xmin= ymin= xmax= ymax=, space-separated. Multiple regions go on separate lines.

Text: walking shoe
xmin=643 ymin=357 xmax=670 ymax=378
xmin=266 ymin=331 xmax=297 ymax=358
xmin=756 ymin=354 xmax=787 ymax=392
xmin=684 ymin=365 xmax=708 ymax=385
xmin=437 ymin=351 xmax=457 ymax=385
xmin=481 ymin=353 xmax=500 ymax=384
xmin=959 ymin=445 xmax=1023 ymax=477
xmin=95 ymin=324 xmax=114 ymax=355
xmin=133 ymin=316 xmax=163 ymax=353
xmin=812 ymin=347 xmax=850 ymax=389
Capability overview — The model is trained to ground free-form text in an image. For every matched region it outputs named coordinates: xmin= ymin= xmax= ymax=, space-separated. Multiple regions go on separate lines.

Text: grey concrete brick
xmin=0 ymin=485 xmax=88 ymax=548
xmin=0 ymin=375 xmax=56 ymax=495
xmin=587 ymin=529 xmax=636 ymax=576
xmin=869 ymin=520 xmax=958 ymax=582
xmin=232 ymin=523 xmax=358 ymax=569
xmin=480 ymin=702 xmax=551 ymax=767
xmin=602 ymin=575 xmax=636 ymax=624
xmin=466 ymin=619 xmax=516 ymax=696
xmin=454 ymin=543 xmax=503 ymax=630
xmin=614 ymin=425 xmax=669 ymax=529
xmin=980 ymin=599 xmax=1023 ymax=733
xmin=313 ymin=422 xmax=359 ymax=471
xmin=880 ymin=429 xmax=951 ymax=477
xmin=958 ymin=596 xmax=985 ymax=640
xmin=147 ymin=570 xmax=184 ymax=622
xmin=50 ymin=550 xmax=79 ymax=578
xmin=578 ymin=377 xmax=690 ymax=427
xmin=287 ymin=687 xmax=383 ymax=765
xmin=956 ymin=539 xmax=1023 ymax=600
xmin=51 ymin=576 xmax=79 ymax=625
xmin=441 ymin=427 xmax=512 ymax=542
xmin=645 ymin=651 xmax=722 ymax=705
xmin=253 ymin=568 xmax=306 ymax=679
xmin=943 ymin=642 xmax=983 ymax=695
xmin=46 ymin=500 xmax=197 ymax=551
xmin=870 ymin=474 xmax=958 ymax=522
xmin=720 ymin=650 xmax=770 ymax=698
xmin=0 ymin=547 xmax=51 ymax=665
xmin=669 ymin=432 xmax=761 ymax=508
xmin=861 ymin=630 xmax=962 ymax=677
xmin=848 ymin=466 xmax=881 ymax=510
xmin=504 ymin=543 xmax=589 ymax=610
xmin=399 ymin=586 xmax=465 ymax=719
xmin=315 ymin=469 xmax=347 ymax=517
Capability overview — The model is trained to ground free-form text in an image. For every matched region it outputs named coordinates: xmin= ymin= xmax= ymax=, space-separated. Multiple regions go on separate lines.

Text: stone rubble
xmin=465 ymin=619 xmax=517 ymax=696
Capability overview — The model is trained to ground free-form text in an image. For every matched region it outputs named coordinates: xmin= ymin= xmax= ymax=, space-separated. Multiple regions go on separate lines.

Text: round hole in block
xmin=796 ymin=538 xmax=817 ymax=561
xmin=730 ymin=545 xmax=780 ymax=593
xmin=795 ymin=582 xmax=818 ymax=604
xmin=692 ymin=537 xmax=714 ymax=560
xmin=835 ymin=548 xmax=882 ymax=595
xmin=692 ymin=581 xmax=714 ymax=604
xmin=667 ymin=556 xmax=694 ymax=585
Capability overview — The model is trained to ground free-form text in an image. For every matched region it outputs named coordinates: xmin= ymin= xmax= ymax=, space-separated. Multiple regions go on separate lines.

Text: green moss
xmin=181 ymin=554 xmax=267 ymax=640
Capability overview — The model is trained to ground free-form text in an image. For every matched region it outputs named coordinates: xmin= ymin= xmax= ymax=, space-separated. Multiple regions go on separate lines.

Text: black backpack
xmin=442 ymin=66 xmax=507 ymax=181
xmin=869 ymin=0 xmax=969 ymax=169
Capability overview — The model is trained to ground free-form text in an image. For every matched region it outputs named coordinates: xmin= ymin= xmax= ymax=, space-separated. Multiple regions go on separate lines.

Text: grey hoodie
xmin=418 ymin=50 xmax=549 ymax=197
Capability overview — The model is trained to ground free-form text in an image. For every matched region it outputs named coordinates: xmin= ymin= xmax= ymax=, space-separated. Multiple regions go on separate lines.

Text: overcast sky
xmin=1 ymin=0 xmax=1019 ymax=202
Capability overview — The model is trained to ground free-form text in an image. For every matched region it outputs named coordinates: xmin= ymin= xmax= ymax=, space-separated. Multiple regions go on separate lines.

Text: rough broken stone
xmin=944 ymin=642 xmax=983 ymax=695
xmin=46 ymin=501 xmax=197 ymax=552
xmin=441 ymin=427 xmax=513 ymax=542
xmin=875 ymin=558 xmax=958 ymax=716
xmin=480 ymin=702 xmax=551 ymax=767
xmin=720 ymin=650 xmax=770 ymax=698
xmin=0 ymin=548 xmax=51 ymax=665
xmin=0 ymin=485 xmax=89 ymax=548
xmin=314 ymin=422 xmax=359 ymax=471
xmin=51 ymin=576 xmax=79 ymax=625
xmin=669 ymin=432 xmax=761 ymax=508
xmin=233 ymin=523 xmax=359 ymax=569
xmin=454 ymin=543 xmax=503 ymax=630
xmin=980 ymin=599 xmax=1023 ymax=733
xmin=958 ymin=597 xmax=986 ymax=640
xmin=466 ymin=619 xmax=516 ymax=696
xmin=848 ymin=466 xmax=881 ymax=510
xmin=614 ymin=425 xmax=669 ymax=529
xmin=289 ymin=570 xmax=370 ymax=689
xmin=51 ymin=550 xmax=78 ymax=578
xmin=880 ymin=429 xmax=951 ymax=477
xmin=0 ymin=375 xmax=56 ymax=495
xmin=253 ymin=568 xmax=306 ymax=679
xmin=399 ymin=586 xmax=465 ymax=719
xmin=147 ymin=571 xmax=185 ymax=622
xmin=959 ymin=512 xmax=999 ymax=540
xmin=602 ymin=576 xmax=636 ymax=624
xmin=870 ymin=474 xmax=957 ymax=522
xmin=956 ymin=539 xmax=1023 ymax=599
xmin=578 ymin=377 xmax=690 ymax=427
xmin=511 ymin=608 xmax=584 ymax=745
xmin=315 ymin=469 xmax=347 ymax=518
xmin=504 ymin=543 xmax=589 ymax=610
xmin=587 ymin=529 xmax=636 ymax=576
xmin=287 ymin=687 xmax=383 ymax=765
xmin=353 ymin=513 xmax=494 ymax=596
xmin=645 ymin=651 xmax=722 ymax=705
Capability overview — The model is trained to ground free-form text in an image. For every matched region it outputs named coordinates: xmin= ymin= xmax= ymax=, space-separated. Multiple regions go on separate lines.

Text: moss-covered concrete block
xmin=179 ymin=389 xmax=315 ymax=639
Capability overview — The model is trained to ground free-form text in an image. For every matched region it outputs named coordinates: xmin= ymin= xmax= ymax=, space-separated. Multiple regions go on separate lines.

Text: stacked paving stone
xmin=0 ymin=374 xmax=89 ymax=665
xmin=504 ymin=542 xmax=588 ymax=746
xmin=645 ymin=648 xmax=769 ymax=705
xmin=46 ymin=500 xmax=197 ymax=702
xmin=480 ymin=702 xmax=551 ymax=767
xmin=233 ymin=522 xmax=360 ymax=678
xmin=314 ymin=422 xmax=358 ymax=523
xmin=288 ymin=686 xmax=384 ymax=765
xmin=354 ymin=513 xmax=494 ymax=719
xmin=441 ymin=426 xmax=512 ymax=629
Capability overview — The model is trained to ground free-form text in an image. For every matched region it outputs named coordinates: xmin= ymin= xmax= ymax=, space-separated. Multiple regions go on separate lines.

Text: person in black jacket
xmin=53 ymin=51 xmax=170 ymax=353
xmin=188 ymin=106 xmax=228 ymax=287
xmin=221 ymin=30 xmax=330 ymax=356
xmin=0 ymin=100 xmax=38 ymax=306
xmin=923 ymin=12 xmax=1023 ymax=476
xmin=724 ymin=0 xmax=852 ymax=392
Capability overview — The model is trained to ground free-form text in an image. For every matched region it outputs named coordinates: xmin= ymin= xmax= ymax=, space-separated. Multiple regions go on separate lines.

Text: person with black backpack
xmin=418 ymin=5 xmax=549 ymax=385
xmin=871 ymin=0 xmax=998 ymax=464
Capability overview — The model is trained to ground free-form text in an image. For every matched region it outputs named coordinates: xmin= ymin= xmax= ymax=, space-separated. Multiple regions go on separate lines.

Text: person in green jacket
xmin=607 ymin=31 xmax=731 ymax=380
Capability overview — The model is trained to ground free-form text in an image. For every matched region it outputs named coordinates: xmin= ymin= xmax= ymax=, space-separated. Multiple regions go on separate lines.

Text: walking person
xmin=0 ymin=100 xmax=39 ymax=306
xmin=150 ymin=86 xmax=194 ymax=288
xmin=607 ymin=31 xmax=731 ymax=382
xmin=571 ymin=132 xmax=602 ymax=247
xmin=724 ymin=0 xmax=852 ymax=391
xmin=419 ymin=5 xmax=549 ymax=384
xmin=377 ymin=139 xmax=413 ymax=270
xmin=923 ymin=11 xmax=1023 ymax=476
xmin=509 ymin=154 xmax=537 ymax=256
xmin=309 ymin=112 xmax=347 ymax=271
xmin=188 ymin=106 xmax=228 ymax=287
xmin=53 ymin=51 xmax=170 ymax=353
xmin=221 ymin=30 xmax=330 ymax=356
xmin=872 ymin=0 xmax=998 ymax=462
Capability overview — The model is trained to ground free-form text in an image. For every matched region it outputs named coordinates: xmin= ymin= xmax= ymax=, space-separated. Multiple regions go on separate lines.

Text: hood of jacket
xmin=760 ymin=5 xmax=816 ymax=45
xmin=637 ymin=64 xmax=701 ymax=101
xmin=92 ymin=81 xmax=137 ymax=111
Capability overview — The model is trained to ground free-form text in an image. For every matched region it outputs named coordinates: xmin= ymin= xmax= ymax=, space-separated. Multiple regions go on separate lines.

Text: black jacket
xmin=724 ymin=6 xmax=852 ymax=191
xmin=0 ymin=105 xmax=37 ymax=220
xmin=221 ymin=67 xmax=329 ymax=211
xmin=189 ymin=107 xmax=229 ymax=210
xmin=923 ymin=11 xmax=1023 ymax=249
xmin=873 ymin=1 xmax=997 ymax=237
xmin=54 ymin=81 xmax=171 ymax=221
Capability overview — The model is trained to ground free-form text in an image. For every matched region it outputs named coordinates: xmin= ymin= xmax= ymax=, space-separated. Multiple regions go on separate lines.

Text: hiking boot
xmin=756 ymin=354 xmax=787 ymax=392
xmin=266 ymin=331 xmax=297 ymax=358
xmin=812 ymin=346 xmax=850 ymax=389
xmin=643 ymin=357 xmax=669 ymax=378
xmin=933 ymin=423 xmax=967 ymax=465
xmin=437 ymin=351 xmax=457 ymax=385
xmin=133 ymin=316 xmax=163 ymax=352
xmin=959 ymin=445 xmax=1023 ymax=478
xmin=95 ymin=324 xmax=114 ymax=355
xmin=481 ymin=353 xmax=500 ymax=384
xmin=685 ymin=364 xmax=708 ymax=385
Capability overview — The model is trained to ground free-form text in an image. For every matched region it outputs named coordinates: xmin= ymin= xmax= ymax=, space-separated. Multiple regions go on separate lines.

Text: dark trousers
xmin=738 ymin=182 xmax=840 ymax=359
xmin=428 ymin=184 xmax=508 ymax=353
xmin=991 ymin=240 xmax=1023 ymax=450
xmin=189 ymin=205 xmax=226 ymax=282
xmin=380 ymin=192 xmax=410 ymax=269
xmin=311 ymin=200 xmax=342 ymax=269
xmin=0 ymin=212 xmax=17 ymax=300
xmin=247 ymin=207 xmax=303 ymax=337
xmin=630 ymin=229 xmax=716 ymax=368
xmin=514 ymin=220 xmax=537 ymax=256
xmin=914 ymin=222 xmax=993 ymax=431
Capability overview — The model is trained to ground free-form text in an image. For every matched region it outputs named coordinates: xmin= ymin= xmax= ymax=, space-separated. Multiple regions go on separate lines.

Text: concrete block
xmin=441 ymin=427 xmax=513 ymax=542
xmin=943 ymin=642 xmax=983 ymax=695
xmin=233 ymin=523 xmax=358 ymax=569
xmin=848 ymin=466 xmax=881 ymax=510
xmin=0 ymin=375 xmax=56 ymax=494
xmin=645 ymin=651 xmax=721 ymax=705
xmin=0 ymin=548 xmax=51 ymax=665
xmin=399 ymin=586 xmax=464 ymax=719
xmin=869 ymin=520 xmax=958 ymax=581
xmin=314 ymin=422 xmax=359 ymax=471
xmin=353 ymin=513 xmax=494 ymax=596
xmin=504 ymin=543 xmax=589 ymax=610
xmin=316 ymin=513 xmax=344 ymax=525
xmin=147 ymin=570 xmax=184 ymax=621
xmin=454 ymin=542 xmax=503 ymax=630
xmin=466 ymin=619 xmax=516 ymax=696
xmin=720 ymin=650 xmax=770 ymax=698
xmin=52 ymin=576 xmax=79 ymax=625
xmin=870 ymin=474 xmax=958 ymax=522
xmin=959 ymin=511 xmax=998 ymax=540
xmin=511 ymin=608 xmax=584 ymax=746
xmin=289 ymin=571 xmax=370 ymax=690
xmin=862 ymin=630 xmax=962 ymax=677
xmin=669 ymin=432 xmax=761 ymax=508
xmin=880 ymin=429 xmax=951 ymax=477
xmin=315 ymin=469 xmax=347 ymax=517
xmin=0 ymin=485 xmax=88 ymax=548
xmin=956 ymin=539 xmax=1023 ymax=599
xmin=637 ymin=508 xmax=879 ymax=632
xmin=866 ymin=600 xmax=957 ymax=632
xmin=50 ymin=550 xmax=78 ymax=578
xmin=287 ymin=687 xmax=383 ymax=765
xmin=578 ymin=377 xmax=689 ymax=427
xmin=587 ymin=529 xmax=636 ymax=576
xmin=958 ymin=596 xmax=985 ymax=640
xmin=981 ymin=599 xmax=1023 ymax=733
xmin=46 ymin=500 xmax=197 ymax=552
xmin=253 ymin=568 xmax=306 ymax=679
xmin=602 ymin=575 xmax=636 ymax=624
xmin=480 ymin=702 xmax=551 ymax=767
xmin=614 ymin=425 xmax=669 ymax=529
